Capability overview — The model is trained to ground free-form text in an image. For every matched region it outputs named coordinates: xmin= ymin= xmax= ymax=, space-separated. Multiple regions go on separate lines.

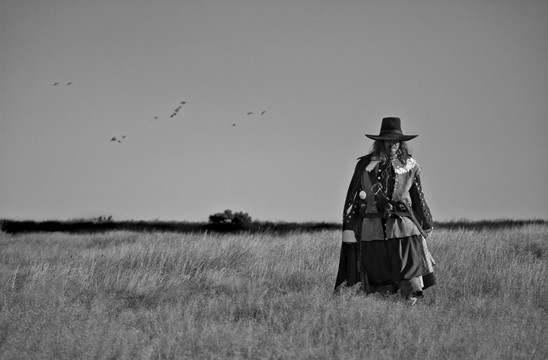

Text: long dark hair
xmin=368 ymin=140 xmax=411 ymax=163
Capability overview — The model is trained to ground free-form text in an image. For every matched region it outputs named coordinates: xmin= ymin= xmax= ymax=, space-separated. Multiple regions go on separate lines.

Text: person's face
xmin=384 ymin=140 xmax=400 ymax=156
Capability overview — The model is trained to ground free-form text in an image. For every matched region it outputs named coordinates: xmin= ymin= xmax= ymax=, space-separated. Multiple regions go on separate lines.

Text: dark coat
xmin=335 ymin=154 xmax=435 ymax=290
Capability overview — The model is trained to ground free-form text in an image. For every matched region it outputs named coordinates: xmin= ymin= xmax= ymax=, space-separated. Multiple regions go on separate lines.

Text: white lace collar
xmin=366 ymin=157 xmax=417 ymax=174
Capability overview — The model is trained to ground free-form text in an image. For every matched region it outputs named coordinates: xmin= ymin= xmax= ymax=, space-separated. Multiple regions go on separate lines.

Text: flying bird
xmin=170 ymin=105 xmax=183 ymax=118
xmin=153 ymin=116 xmax=159 ymax=120
xmin=66 ymin=82 xmax=72 ymax=85
xmin=52 ymin=82 xmax=59 ymax=86
xmin=260 ymin=110 xmax=266 ymax=115
xmin=232 ymin=123 xmax=236 ymax=127
xmin=180 ymin=101 xmax=186 ymax=105
xmin=247 ymin=112 xmax=254 ymax=115
xmin=110 ymin=135 xmax=125 ymax=143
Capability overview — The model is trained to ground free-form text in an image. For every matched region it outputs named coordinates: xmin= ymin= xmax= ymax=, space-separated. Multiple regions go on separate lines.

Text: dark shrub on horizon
xmin=208 ymin=210 xmax=253 ymax=232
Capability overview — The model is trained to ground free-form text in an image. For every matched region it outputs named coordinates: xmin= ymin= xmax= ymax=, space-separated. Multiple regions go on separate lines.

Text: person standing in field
xmin=334 ymin=117 xmax=436 ymax=305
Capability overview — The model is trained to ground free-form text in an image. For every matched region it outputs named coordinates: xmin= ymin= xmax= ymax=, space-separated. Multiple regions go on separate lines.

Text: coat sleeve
xmin=343 ymin=188 xmax=361 ymax=232
xmin=342 ymin=156 xmax=369 ymax=232
xmin=409 ymin=172 xmax=434 ymax=231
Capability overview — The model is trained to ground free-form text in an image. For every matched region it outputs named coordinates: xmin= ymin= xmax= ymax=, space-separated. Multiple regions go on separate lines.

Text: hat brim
xmin=365 ymin=133 xmax=418 ymax=141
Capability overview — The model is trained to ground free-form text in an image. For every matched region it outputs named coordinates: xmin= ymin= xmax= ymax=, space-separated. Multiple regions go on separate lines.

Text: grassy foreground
xmin=1 ymin=225 xmax=547 ymax=359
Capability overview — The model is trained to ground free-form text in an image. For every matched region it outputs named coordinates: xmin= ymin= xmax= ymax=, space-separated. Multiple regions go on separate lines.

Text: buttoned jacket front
xmin=343 ymin=155 xmax=433 ymax=241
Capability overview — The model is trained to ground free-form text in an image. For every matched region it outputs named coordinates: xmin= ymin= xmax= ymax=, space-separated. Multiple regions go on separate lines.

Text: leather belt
xmin=362 ymin=201 xmax=428 ymax=238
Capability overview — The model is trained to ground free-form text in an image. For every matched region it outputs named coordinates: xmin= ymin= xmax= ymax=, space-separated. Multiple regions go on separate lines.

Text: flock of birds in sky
xmin=233 ymin=110 xmax=266 ymax=127
xmin=51 ymin=81 xmax=267 ymax=144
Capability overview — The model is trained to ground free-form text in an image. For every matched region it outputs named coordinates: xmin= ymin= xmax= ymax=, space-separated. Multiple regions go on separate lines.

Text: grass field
xmin=1 ymin=224 xmax=547 ymax=359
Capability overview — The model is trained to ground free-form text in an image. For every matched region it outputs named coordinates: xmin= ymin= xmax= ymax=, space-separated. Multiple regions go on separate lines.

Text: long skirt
xmin=364 ymin=235 xmax=434 ymax=287
xmin=335 ymin=235 xmax=436 ymax=295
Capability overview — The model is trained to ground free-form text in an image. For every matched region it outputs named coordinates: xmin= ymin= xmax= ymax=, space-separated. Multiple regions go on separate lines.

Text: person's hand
xmin=342 ymin=230 xmax=357 ymax=243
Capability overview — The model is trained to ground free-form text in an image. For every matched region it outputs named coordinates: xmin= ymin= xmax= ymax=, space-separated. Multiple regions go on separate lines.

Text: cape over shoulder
xmin=351 ymin=154 xmax=371 ymax=174
xmin=356 ymin=154 xmax=371 ymax=162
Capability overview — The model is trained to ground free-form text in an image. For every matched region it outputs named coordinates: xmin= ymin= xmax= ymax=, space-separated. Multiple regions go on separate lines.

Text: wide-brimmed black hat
xmin=365 ymin=117 xmax=418 ymax=141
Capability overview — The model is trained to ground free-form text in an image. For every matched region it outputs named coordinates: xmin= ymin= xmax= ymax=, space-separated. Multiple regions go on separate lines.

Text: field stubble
xmin=1 ymin=224 xmax=547 ymax=359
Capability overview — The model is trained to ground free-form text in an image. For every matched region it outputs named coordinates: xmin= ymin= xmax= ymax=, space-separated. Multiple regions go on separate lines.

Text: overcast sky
xmin=1 ymin=0 xmax=547 ymax=222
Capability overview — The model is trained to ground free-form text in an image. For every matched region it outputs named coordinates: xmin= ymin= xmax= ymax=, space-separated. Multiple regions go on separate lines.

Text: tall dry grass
xmin=0 ymin=225 xmax=547 ymax=359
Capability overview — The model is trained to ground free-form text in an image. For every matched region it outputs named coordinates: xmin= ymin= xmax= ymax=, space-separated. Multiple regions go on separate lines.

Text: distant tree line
xmin=0 ymin=209 xmax=341 ymax=235
xmin=0 ymin=211 xmax=545 ymax=235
